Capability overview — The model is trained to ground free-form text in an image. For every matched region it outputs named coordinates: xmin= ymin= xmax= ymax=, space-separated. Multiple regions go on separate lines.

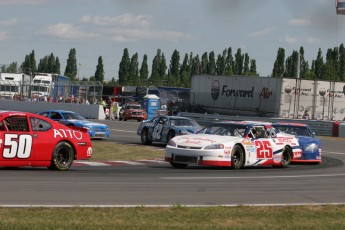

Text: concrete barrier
xmin=0 ymin=100 xmax=105 ymax=119
xmin=339 ymin=123 xmax=345 ymax=138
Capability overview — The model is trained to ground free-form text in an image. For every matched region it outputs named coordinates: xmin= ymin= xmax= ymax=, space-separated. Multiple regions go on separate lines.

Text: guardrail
xmin=178 ymin=112 xmax=335 ymax=137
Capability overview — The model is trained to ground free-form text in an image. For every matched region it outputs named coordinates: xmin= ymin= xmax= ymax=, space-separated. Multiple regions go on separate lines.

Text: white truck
xmin=190 ymin=75 xmax=345 ymax=121
xmin=0 ymin=73 xmax=31 ymax=99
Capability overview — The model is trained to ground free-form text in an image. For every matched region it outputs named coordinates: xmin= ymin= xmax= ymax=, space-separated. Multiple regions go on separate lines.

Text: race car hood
xmin=171 ymin=134 xmax=241 ymax=147
xmin=174 ymin=125 xmax=199 ymax=134
xmin=296 ymin=136 xmax=321 ymax=147
xmin=65 ymin=119 xmax=107 ymax=127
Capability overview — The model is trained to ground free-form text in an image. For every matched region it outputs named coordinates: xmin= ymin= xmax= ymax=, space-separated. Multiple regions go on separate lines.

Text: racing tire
xmin=167 ymin=130 xmax=175 ymax=142
xmin=48 ymin=141 xmax=74 ymax=171
xmin=170 ymin=162 xmax=188 ymax=169
xmin=231 ymin=145 xmax=244 ymax=170
xmin=141 ymin=128 xmax=152 ymax=145
xmin=280 ymin=146 xmax=292 ymax=168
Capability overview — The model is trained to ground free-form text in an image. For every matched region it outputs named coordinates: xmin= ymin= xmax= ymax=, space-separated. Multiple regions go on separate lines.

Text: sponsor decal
xmin=273 ymin=155 xmax=281 ymax=163
xmin=87 ymin=147 xmax=92 ymax=157
xmin=221 ymin=85 xmax=254 ymax=98
xmin=224 ymin=150 xmax=231 ymax=155
xmin=53 ymin=129 xmax=83 ymax=140
xmin=260 ymin=87 xmax=273 ymax=99
xmin=293 ymin=150 xmax=302 ymax=159
xmin=179 ymin=137 xmax=217 ymax=143
xmin=211 ymin=80 xmax=220 ymax=100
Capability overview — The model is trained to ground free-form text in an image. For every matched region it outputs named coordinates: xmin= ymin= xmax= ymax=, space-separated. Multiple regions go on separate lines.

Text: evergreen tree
xmin=95 ymin=56 xmax=104 ymax=83
xmin=139 ymin=54 xmax=149 ymax=85
xmin=180 ymin=53 xmax=191 ymax=87
xmin=299 ymin=47 xmax=310 ymax=79
xmin=129 ymin=53 xmax=139 ymax=85
xmin=249 ymin=59 xmax=257 ymax=75
xmin=169 ymin=50 xmax=180 ymax=86
xmin=200 ymin=52 xmax=208 ymax=74
xmin=339 ymin=43 xmax=345 ymax=81
xmin=37 ymin=53 xmax=60 ymax=74
xmin=64 ymin=48 xmax=77 ymax=80
xmin=54 ymin=57 xmax=61 ymax=74
xmin=191 ymin=55 xmax=201 ymax=77
xmin=150 ymin=49 xmax=163 ymax=85
xmin=21 ymin=50 xmax=37 ymax=74
xmin=325 ymin=48 xmax=339 ymax=81
xmin=314 ymin=48 xmax=324 ymax=80
xmin=225 ymin=47 xmax=234 ymax=75
xmin=3 ymin=62 xmax=17 ymax=73
xmin=118 ymin=48 xmax=131 ymax=85
xmin=207 ymin=51 xmax=216 ymax=75
xmin=285 ymin=50 xmax=298 ymax=78
xmin=234 ymin=48 xmax=243 ymax=75
xmin=272 ymin=48 xmax=285 ymax=77
xmin=243 ymin=53 xmax=250 ymax=74
xmin=216 ymin=54 xmax=225 ymax=75
xmin=159 ymin=53 xmax=167 ymax=83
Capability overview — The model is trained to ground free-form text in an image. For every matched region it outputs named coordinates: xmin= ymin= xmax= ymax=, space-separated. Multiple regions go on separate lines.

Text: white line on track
xmin=109 ymin=129 xmax=136 ymax=133
xmin=74 ymin=161 xmax=111 ymax=166
xmin=161 ymin=173 xmax=345 ymax=180
xmin=323 ymin=151 xmax=345 ymax=155
xmin=109 ymin=161 xmax=145 ymax=165
xmin=2 ymin=203 xmax=345 ymax=208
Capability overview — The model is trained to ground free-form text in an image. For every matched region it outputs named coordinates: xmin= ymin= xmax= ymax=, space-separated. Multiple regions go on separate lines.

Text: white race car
xmin=165 ymin=121 xmax=302 ymax=169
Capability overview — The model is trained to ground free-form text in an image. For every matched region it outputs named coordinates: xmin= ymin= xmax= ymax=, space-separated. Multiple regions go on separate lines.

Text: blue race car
xmin=137 ymin=115 xmax=201 ymax=145
xmin=271 ymin=122 xmax=321 ymax=163
xmin=38 ymin=110 xmax=110 ymax=139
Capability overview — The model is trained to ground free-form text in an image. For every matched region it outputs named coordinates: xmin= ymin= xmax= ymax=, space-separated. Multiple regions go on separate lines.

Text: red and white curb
xmin=73 ymin=159 xmax=167 ymax=167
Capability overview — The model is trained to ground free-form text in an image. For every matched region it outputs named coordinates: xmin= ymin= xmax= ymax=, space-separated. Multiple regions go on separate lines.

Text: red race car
xmin=0 ymin=111 xmax=92 ymax=170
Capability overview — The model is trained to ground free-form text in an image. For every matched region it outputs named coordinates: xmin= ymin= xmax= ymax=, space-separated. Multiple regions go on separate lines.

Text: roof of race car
xmin=272 ymin=122 xmax=308 ymax=127
xmin=0 ymin=110 xmax=31 ymax=116
xmin=208 ymin=120 xmax=272 ymax=128
xmin=40 ymin=110 xmax=78 ymax=114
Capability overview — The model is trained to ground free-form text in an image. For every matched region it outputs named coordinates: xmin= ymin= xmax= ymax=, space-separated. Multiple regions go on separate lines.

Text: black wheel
xmin=141 ymin=128 xmax=152 ymax=145
xmin=124 ymin=118 xmax=127 ymax=121
xmin=119 ymin=116 xmax=123 ymax=121
xmin=280 ymin=146 xmax=292 ymax=168
xmin=170 ymin=162 xmax=188 ymax=168
xmin=167 ymin=130 xmax=175 ymax=142
xmin=49 ymin=141 xmax=74 ymax=171
xmin=231 ymin=145 xmax=244 ymax=170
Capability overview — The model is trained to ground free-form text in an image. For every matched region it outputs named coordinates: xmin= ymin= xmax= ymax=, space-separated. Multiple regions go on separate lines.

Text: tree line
xmin=1 ymin=44 xmax=344 ymax=87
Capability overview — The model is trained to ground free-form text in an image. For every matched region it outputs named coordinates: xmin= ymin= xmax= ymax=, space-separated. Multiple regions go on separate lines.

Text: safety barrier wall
xmin=178 ymin=112 xmax=338 ymax=137
xmin=0 ymin=100 xmax=105 ymax=119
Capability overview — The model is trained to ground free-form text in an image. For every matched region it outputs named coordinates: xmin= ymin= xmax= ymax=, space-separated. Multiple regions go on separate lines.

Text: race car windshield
xmin=62 ymin=112 xmax=86 ymax=120
xmin=197 ymin=125 xmax=246 ymax=137
xmin=274 ymin=126 xmax=313 ymax=137
xmin=171 ymin=119 xmax=199 ymax=128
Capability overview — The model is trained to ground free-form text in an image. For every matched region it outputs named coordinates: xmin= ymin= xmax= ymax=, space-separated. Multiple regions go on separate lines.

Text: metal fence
xmin=0 ymin=80 xmax=103 ymax=104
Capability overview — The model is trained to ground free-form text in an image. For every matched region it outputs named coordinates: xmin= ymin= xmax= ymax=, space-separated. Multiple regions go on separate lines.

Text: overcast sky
xmin=0 ymin=0 xmax=344 ymax=80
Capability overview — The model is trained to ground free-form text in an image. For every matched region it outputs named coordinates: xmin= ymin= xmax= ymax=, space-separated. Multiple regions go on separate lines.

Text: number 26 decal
xmin=255 ymin=140 xmax=273 ymax=159
xmin=2 ymin=134 xmax=32 ymax=159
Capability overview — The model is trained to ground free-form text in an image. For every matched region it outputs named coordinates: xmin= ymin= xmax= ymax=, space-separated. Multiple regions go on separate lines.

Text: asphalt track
xmin=0 ymin=120 xmax=344 ymax=207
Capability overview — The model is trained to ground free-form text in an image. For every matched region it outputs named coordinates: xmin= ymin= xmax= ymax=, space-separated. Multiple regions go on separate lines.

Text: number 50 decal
xmin=255 ymin=140 xmax=273 ymax=159
xmin=2 ymin=134 xmax=32 ymax=159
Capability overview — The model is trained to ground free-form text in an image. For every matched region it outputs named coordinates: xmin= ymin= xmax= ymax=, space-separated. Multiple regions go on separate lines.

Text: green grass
xmin=1 ymin=205 xmax=345 ymax=229
xmin=90 ymin=141 xmax=164 ymax=161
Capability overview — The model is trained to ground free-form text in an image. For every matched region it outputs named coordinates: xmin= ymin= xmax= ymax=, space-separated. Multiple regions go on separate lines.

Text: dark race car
xmin=271 ymin=122 xmax=322 ymax=163
xmin=0 ymin=111 xmax=92 ymax=170
xmin=137 ymin=115 xmax=201 ymax=145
